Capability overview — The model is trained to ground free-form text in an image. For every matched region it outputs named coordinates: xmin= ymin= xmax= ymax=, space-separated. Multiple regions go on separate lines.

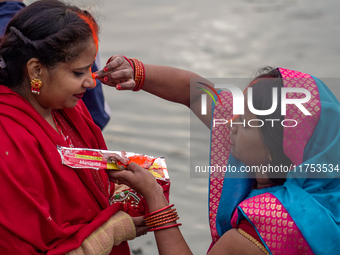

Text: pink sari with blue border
xmin=209 ymin=68 xmax=340 ymax=254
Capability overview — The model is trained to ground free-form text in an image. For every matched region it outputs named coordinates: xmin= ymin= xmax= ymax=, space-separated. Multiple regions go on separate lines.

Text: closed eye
xmin=73 ymin=71 xmax=85 ymax=77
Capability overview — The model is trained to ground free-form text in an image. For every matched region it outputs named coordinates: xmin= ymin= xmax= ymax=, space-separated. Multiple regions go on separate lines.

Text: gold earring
xmin=31 ymin=78 xmax=43 ymax=95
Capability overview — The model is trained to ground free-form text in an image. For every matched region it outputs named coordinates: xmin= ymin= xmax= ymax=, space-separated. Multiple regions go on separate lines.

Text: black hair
xmin=0 ymin=0 xmax=98 ymax=89
xmin=250 ymin=66 xmax=293 ymax=185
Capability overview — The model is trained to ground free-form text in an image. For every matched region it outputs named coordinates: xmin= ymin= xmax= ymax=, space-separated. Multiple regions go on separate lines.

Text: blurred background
xmin=25 ymin=0 xmax=340 ymax=253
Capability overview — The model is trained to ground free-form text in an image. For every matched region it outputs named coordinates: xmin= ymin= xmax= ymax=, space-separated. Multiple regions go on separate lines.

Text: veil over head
xmin=209 ymin=68 xmax=340 ymax=254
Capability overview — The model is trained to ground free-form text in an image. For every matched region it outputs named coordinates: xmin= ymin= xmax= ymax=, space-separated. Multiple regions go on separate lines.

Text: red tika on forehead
xmin=78 ymin=13 xmax=99 ymax=49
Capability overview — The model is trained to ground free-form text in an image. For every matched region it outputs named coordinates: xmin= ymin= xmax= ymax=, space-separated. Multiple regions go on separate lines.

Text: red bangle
xmin=145 ymin=209 xmax=176 ymax=222
xmin=144 ymin=204 xmax=174 ymax=218
xmin=146 ymin=212 xmax=178 ymax=225
xmin=146 ymin=213 xmax=178 ymax=226
xmin=123 ymin=56 xmax=134 ymax=71
xmin=148 ymin=216 xmax=179 ymax=228
xmin=149 ymin=223 xmax=182 ymax=232
xmin=130 ymin=58 xmax=145 ymax=91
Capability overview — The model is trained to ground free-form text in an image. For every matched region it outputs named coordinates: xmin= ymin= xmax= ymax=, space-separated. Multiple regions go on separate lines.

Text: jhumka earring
xmin=30 ymin=78 xmax=43 ymax=95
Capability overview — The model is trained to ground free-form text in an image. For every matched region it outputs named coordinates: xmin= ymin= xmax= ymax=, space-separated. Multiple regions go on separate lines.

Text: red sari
xmin=0 ymin=85 xmax=130 ymax=254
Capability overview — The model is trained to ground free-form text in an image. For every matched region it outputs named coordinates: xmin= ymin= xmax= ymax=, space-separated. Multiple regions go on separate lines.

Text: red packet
xmin=57 ymin=146 xmax=170 ymax=182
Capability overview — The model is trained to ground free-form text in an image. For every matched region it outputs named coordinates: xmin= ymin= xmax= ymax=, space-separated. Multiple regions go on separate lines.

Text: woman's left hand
xmin=131 ymin=216 xmax=149 ymax=237
xmin=94 ymin=55 xmax=135 ymax=90
xmin=107 ymin=163 xmax=162 ymax=200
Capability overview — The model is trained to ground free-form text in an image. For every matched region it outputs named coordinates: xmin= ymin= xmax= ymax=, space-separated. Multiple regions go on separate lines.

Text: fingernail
xmin=92 ymin=73 xmax=98 ymax=79
xmin=104 ymin=67 xmax=108 ymax=72
xmin=104 ymin=77 xmax=108 ymax=82
xmin=116 ymin=84 xmax=121 ymax=90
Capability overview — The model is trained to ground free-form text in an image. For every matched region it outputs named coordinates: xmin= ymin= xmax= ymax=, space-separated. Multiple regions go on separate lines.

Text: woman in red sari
xmin=0 ymin=1 xmax=153 ymax=254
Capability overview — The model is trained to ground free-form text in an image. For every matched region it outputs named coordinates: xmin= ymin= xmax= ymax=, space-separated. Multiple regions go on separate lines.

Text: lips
xmin=73 ymin=92 xmax=85 ymax=99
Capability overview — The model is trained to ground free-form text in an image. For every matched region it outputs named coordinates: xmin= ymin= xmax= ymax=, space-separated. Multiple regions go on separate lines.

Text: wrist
xmin=144 ymin=204 xmax=182 ymax=232
xmin=129 ymin=58 xmax=145 ymax=91
xmin=144 ymin=187 xmax=168 ymax=212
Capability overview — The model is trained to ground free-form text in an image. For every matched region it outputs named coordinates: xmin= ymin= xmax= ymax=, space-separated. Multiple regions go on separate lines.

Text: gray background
xmin=25 ymin=0 xmax=340 ymax=254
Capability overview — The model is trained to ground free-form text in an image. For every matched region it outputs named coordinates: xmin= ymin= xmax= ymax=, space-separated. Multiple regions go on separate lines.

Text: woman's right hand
xmin=106 ymin=163 xmax=163 ymax=201
xmin=131 ymin=216 xmax=149 ymax=237
xmin=94 ymin=55 xmax=135 ymax=90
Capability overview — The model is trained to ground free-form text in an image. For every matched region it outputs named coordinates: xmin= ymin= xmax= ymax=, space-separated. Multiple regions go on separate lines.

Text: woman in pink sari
xmin=101 ymin=59 xmax=340 ymax=254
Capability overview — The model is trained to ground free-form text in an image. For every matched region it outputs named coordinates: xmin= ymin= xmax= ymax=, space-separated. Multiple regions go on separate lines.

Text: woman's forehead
xmin=66 ymin=40 xmax=97 ymax=67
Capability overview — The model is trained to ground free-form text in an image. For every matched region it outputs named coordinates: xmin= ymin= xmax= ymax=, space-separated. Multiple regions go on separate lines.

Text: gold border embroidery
xmin=237 ymin=228 xmax=270 ymax=255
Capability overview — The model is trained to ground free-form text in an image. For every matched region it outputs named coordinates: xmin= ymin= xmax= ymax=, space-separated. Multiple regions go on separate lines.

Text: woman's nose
xmin=83 ymin=72 xmax=96 ymax=89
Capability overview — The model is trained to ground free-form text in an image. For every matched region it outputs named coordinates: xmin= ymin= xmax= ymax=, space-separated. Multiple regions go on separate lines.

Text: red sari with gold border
xmin=0 ymin=85 xmax=130 ymax=254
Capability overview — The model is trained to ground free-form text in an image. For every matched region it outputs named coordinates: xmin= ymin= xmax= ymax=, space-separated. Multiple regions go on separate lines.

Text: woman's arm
xmin=67 ymin=211 xmax=136 ymax=255
xmin=107 ymin=164 xmax=268 ymax=255
xmin=208 ymin=229 xmax=267 ymax=255
xmin=143 ymin=64 xmax=214 ymax=128
xmin=95 ymin=56 xmax=214 ymax=128
xmin=142 ymin=64 xmax=196 ymax=107
xmin=107 ymin=163 xmax=193 ymax=255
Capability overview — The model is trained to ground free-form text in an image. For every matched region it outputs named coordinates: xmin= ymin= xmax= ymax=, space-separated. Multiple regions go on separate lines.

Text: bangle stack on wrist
xmin=144 ymin=204 xmax=182 ymax=232
xmin=129 ymin=58 xmax=145 ymax=91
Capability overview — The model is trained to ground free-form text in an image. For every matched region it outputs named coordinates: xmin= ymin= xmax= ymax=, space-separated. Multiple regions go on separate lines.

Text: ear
xmin=26 ymin=58 xmax=43 ymax=80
